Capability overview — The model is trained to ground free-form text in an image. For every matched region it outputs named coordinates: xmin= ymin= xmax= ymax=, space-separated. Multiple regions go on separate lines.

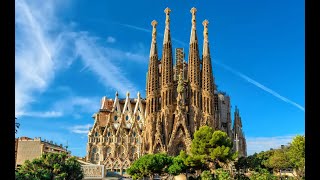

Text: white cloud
xmin=70 ymin=124 xmax=92 ymax=134
xmin=107 ymin=36 xmax=116 ymax=43
xmin=246 ymin=134 xmax=302 ymax=155
xmin=15 ymin=0 xmax=57 ymax=116
xmin=52 ymin=96 xmax=100 ymax=117
xmin=74 ymin=35 xmax=139 ymax=95
xmin=21 ymin=111 xmax=63 ymax=118
xmin=15 ymin=0 xmax=145 ymax=117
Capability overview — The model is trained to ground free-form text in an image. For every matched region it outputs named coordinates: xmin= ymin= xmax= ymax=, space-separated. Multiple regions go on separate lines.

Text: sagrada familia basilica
xmin=85 ymin=7 xmax=247 ymax=174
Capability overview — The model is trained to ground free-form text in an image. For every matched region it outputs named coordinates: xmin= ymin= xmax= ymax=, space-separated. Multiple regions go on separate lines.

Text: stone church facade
xmin=86 ymin=7 xmax=247 ymax=174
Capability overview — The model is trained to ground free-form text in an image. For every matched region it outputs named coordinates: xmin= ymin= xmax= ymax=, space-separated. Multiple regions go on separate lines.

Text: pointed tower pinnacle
xmin=144 ymin=19 xmax=161 ymax=153
xmin=187 ymin=7 xmax=201 ymax=134
xmin=190 ymin=7 xmax=198 ymax=43
xmin=160 ymin=7 xmax=174 ymax=107
xmin=202 ymin=19 xmax=210 ymax=57
xmin=146 ymin=20 xmax=160 ymax=110
xmin=201 ymin=19 xmax=215 ymax=128
xmin=163 ymin=7 xmax=171 ymax=44
xmin=150 ymin=20 xmax=158 ymax=57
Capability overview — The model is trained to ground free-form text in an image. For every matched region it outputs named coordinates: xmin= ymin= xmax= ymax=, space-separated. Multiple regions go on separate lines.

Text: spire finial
xmin=126 ymin=91 xmax=130 ymax=97
xmin=163 ymin=7 xmax=172 ymax=44
xmin=151 ymin=20 xmax=158 ymax=42
xmin=164 ymin=7 xmax=171 ymax=29
xmin=115 ymin=91 xmax=118 ymax=97
xmin=203 ymin=19 xmax=209 ymax=41
xmin=137 ymin=91 xmax=141 ymax=98
xmin=190 ymin=7 xmax=197 ymax=28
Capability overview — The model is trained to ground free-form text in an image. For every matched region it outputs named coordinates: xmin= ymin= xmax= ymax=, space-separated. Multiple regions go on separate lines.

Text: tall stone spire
xmin=163 ymin=7 xmax=171 ymax=44
xmin=146 ymin=19 xmax=159 ymax=114
xmin=190 ymin=7 xmax=198 ymax=43
xmin=149 ymin=20 xmax=158 ymax=57
xmin=202 ymin=19 xmax=210 ymax=58
xmin=201 ymin=19 xmax=215 ymax=127
xmin=187 ymin=7 xmax=201 ymax=134
xmin=160 ymin=7 xmax=174 ymax=148
xmin=232 ymin=106 xmax=246 ymax=157
xmin=144 ymin=20 xmax=160 ymax=153
xmin=160 ymin=7 xmax=174 ymax=108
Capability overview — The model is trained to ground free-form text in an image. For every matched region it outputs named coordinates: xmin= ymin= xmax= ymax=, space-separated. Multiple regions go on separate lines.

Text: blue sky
xmin=15 ymin=0 xmax=304 ymax=157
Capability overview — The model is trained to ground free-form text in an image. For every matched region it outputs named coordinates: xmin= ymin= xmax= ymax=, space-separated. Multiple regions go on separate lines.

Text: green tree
xmin=201 ymin=170 xmax=214 ymax=180
xmin=235 ymin=156 xmax=248 ymax=173
xmin=256 ymin=150 xmax=274 ymax=172
xmin=127 ymin=153 xmax=173 ymax=179
xmin=287 ymin=135 xmax=305 ymax=179
xmin=214 ymin=168 xmax=231 ymax=180
xmin=246 ymin=153 xmax=263 ymax=171
xmin=168 ymin=151 xmax=188 ymax=176
xmin=264 ymin=147 xmax=292 ymax=173
xmin=15 ymin=152 xmax=83 ymax=180
xmin=249 ymin=168 xmax=277 ymax=180
xmin=190 ymin=126 xmax=237 ymax=173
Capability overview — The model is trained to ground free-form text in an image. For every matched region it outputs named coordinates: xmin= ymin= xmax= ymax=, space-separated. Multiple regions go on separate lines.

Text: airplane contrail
xmin=117 ymin=23 xmax=187 ymax=46
xmin=117 ymin=22 xmax=305 ymax=112
xmin=213 ymin=60 xmax=305 ymax=112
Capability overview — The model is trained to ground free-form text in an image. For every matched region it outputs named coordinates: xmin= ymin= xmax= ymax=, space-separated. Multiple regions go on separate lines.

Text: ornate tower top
xmin=190 ymin=7 xmax=197 ymax=28
xmin=203 ymin=19 xmax=209 ymax=42
xmin=164 ymin=7 xmax=171 ymax=28
xmin=163 ymin=7 xmax=171 ymax=44
xmin=189 ymin=7 xmax=198 ymax=43
xmin=202 ymin=19 xmax=210 ymax=57
xmin=150 ymin=20 xmax=158 ymax=57
xmin=151 ymin=20 xmax=158 ymax=42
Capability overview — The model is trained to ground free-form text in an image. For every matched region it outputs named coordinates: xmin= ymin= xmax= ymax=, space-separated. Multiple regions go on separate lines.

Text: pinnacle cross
xmin=164 ymin=7 xmax=171 ymax=28
xmin=190 ymin=7 xmax=197 ymax=15
xmin=202 ymin=19 xmax=209 ymax=27
xmin=151 ymin=20 xmax=158 ymax=28
xmin=190 ymin=7 xmax=197 ymax=27
xmin=203 ymin=19 xmax=209 ymax=41
xmin=164 ymin=7 xmax=171 ymax=15
xmin=151 ymin=20 xmax=158 ymax=41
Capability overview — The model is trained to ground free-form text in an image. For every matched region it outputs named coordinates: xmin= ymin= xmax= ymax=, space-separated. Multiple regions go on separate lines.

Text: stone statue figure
xmin=177 ymin=71 xmax=184 ymax=94
xmin=176 ymin=71 xmax=185 ymax=108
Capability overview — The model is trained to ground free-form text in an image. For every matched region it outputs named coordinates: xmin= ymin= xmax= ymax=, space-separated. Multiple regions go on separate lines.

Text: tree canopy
xmin=264 ymin=147 xmax=292 ymax=172
xmin=15 ymin=152 xmax=83 ymax=180
xmin=127 ymin=153 xmax=173 ymax=179
xmin=287 ymin=135 xmax=305 ymax=179
xmin=190 ymin=126 xmax=237 ymax=172
xmin=167 ymin=151 xmax=188 ymax=176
